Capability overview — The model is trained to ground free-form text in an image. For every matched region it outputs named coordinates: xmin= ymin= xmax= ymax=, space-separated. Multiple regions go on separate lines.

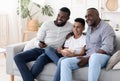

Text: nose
xmin=73 ymin=27 xmax=77 ymax=30
xmin=58 ymin=16 xmax=62 ymax=20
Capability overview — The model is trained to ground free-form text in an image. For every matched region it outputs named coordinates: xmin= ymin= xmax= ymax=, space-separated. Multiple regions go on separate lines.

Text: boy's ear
xmin=83 ymin=27 xmax=85 ymax=31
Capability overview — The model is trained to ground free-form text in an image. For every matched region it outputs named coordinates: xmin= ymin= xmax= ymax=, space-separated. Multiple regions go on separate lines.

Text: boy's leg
xmin=61 ymin=57 xmax=80 ymax=81
xmin=53 ymin=57 xmax=66 ymax=81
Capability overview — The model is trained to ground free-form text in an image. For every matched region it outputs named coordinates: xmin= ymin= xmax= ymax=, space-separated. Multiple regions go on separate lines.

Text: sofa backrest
xmin=114 ymin=31 xmax=120 ymax=53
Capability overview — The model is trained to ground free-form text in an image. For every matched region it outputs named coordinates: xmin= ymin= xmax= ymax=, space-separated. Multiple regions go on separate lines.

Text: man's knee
xmin=45 ymin=47 xmax=56 ymax=56
xmin=45 ymin=46 xmax=55 ymax=51
xmin=14 ymin=53 xmax=23 ymax=62
xmin=89 ymin=54 xmax=101 ymax=65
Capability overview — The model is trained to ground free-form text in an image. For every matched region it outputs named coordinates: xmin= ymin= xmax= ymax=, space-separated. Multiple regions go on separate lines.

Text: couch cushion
xmin=106 ymin=50 xmax=120 ymax=70
xmin=37 ymin=63 xmax=56 ymax=81
xmin=73 ymin=67 xmax=88 ymax=81
xmin=36 ymin=63 xmax=88 ymax=81
xmin=114 ymin=31 xmax=120 ymax=51
xmin=35 ymin=62 xmax=120 ymax=81
xmin=28 ymin=62 xmax=88 ymax=81
xmin=112 ymin=61 xmax=120 ymax=70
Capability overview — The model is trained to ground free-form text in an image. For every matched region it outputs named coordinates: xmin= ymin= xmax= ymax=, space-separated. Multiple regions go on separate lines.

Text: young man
xmin=14 ymin=7 xmax=73 ymax=81
xmin=53 ymin=8 xmax=116 ymax=81
xmin=45 ymin=18 xmax=86 ymax=81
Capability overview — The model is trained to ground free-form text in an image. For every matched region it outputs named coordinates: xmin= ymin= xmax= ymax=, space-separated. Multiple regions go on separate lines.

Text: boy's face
xmin=73 ymin=22 xmax=84 ymax=35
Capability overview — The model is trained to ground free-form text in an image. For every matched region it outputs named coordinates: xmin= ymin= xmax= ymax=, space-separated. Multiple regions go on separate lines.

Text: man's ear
xmin=67 ymin=16 xmax=70 ymax=20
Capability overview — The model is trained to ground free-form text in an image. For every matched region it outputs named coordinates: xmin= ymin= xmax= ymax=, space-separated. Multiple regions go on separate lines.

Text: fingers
xmin=39 ymin=43 xmax=47 ymax=48
xmin=61 ymin=50 xmax=69 ymax=56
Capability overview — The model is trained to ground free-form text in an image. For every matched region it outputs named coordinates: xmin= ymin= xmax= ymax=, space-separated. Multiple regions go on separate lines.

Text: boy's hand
xmin=61 ymin=49 xmax=74 ymax=57
xmin=57 ymin=47 xmax=63 ymax=53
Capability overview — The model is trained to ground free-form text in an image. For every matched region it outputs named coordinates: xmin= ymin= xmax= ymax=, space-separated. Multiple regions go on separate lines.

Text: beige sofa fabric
xmin=113 ymin=61 xmax=120 ymax=70
xmin=106 ymin=50 xmax=120 ymax=70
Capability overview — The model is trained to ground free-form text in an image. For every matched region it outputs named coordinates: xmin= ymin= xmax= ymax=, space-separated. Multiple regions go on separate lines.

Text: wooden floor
xmin=0 ymin=54 xmax=22 ymax=81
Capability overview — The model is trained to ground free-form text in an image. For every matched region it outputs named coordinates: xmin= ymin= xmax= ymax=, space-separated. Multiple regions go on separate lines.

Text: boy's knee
xmin=61 ymin=58 xmax=70 ymax=65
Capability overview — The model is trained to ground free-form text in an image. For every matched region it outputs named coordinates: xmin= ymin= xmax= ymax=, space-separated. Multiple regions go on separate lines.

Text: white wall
xmin=42 ymin=0 xmax=100 ymax=32
xmin=32 ymin=0 xmax=120 ymax=30
xmin=42 ymin=0 xmax=99 ymax=23
xmin=101 ymin=0 xmax=120 ymax=29
xmin=102 ymin=12 xmax=120 ymax=29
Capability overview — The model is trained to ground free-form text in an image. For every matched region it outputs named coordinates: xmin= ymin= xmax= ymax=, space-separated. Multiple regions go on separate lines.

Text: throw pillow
xmin=106 ymin=50 xmax=120 ymax=70
xmin=112 ymin=61 xmax=120 ymax=70
xmin=23 ymin=37 xmax=39 ymax=51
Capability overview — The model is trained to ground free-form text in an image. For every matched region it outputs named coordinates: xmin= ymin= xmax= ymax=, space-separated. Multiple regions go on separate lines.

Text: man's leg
xmin=31 ymin=53 xmax=52 ymax=78
xmin=45 ymin=47 xmax=63 ymax=65
xmin=60 ymin=57 xmax=80 ymax=81
xmin=88 ymin=53 xmax=110 ymax=81
xmin=14 ymin=48 xmax=44 ymax=81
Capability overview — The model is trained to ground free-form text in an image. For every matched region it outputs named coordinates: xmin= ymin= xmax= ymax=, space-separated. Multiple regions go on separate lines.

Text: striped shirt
xmin=86 ymin=20 xmax=116 ymax=56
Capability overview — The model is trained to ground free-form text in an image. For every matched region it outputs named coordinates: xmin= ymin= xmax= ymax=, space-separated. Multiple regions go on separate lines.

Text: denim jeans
xmin=14 ymin=48 xmax=52 ymax=81
xmin=45 ymin=47 xmax=63 ymax=81
xmin=59 ymin=53 xmax=110 ymax=81
xmin=45 ymin=47 xmax=63 ymax=65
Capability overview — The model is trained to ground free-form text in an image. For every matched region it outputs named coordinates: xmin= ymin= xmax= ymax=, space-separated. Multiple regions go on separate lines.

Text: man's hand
xmin=77 ymin=56 xmax=89 ymax=67
xmin=38 ymin=41 xmax=47 ymax=48
xmin=96 ymin=49 xmax=107 ymax=54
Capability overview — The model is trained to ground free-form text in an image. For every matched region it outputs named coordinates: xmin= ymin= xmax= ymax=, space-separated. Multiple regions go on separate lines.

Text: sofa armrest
xmin=6 ymin=42 xmax=27 ymax=75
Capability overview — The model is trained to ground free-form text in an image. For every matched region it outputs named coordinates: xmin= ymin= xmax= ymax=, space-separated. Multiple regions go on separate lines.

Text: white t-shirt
xmin=64 ymin=35 xmax=86 ymax=54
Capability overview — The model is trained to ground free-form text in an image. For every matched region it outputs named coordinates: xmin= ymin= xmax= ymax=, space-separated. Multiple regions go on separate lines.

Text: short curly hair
xmin=60 ymin=7 xmax=71 ymax=16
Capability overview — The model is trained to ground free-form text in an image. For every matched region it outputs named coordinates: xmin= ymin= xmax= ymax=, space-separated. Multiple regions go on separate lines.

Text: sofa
xmin=6 ymin=30 xmax=120 ymax=81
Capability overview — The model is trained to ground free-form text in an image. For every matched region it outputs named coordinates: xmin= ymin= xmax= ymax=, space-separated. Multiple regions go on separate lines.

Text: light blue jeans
xmin=60 ymin=53 xmax=110 ymax=81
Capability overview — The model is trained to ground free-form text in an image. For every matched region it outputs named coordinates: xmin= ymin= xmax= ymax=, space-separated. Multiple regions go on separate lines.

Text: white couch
xmin=6 ymin=30 xmax=120 ymax=81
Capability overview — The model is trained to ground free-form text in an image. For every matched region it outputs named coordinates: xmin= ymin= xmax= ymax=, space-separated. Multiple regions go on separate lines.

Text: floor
xmin=0 ymin=53 xmax=22 ymax=81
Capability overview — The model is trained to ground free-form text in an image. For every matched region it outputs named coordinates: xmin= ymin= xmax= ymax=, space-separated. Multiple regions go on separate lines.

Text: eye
xmin=73 ymin=25 xmax=76 ymax=28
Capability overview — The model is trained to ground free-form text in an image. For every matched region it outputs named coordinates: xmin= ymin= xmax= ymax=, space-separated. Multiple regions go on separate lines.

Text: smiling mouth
xmin=87 ymin=20 xmax=92 ymax=23
xmin=58 ymin=20 xmax=62 ymax=23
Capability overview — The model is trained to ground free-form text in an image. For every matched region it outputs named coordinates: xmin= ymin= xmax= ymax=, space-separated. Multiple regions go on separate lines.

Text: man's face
xmin=85 ymin=9 xmax=98 ymax=27
xmin=55 ymin=11 xmax=69 ymax=26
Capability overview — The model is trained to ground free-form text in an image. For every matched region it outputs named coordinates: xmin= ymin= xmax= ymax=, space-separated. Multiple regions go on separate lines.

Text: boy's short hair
xmin=74 ymin=18 xmax=85 ymax=27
